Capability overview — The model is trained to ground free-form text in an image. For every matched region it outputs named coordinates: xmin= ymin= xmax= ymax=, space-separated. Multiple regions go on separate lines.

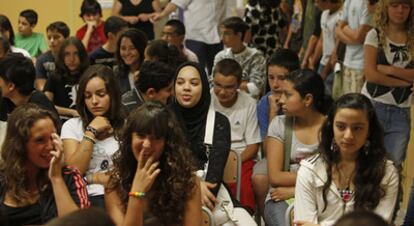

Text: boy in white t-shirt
xmin=315 ymin=0 xmax=342 ymax=96
xmin=211 ymin=58 xmax=262 ymax=212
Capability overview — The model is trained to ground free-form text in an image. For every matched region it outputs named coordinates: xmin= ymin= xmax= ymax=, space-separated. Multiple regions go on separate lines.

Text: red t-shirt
xmin=76 ymin=22 xmax=107 ymax=53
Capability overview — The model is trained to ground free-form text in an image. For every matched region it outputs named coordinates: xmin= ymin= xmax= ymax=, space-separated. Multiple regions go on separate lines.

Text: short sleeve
xmin=61 ymin=118 xmax=84 ymax=141
xmin=171 ymin=0 xmax=192 ymax=9
xmin=244 ymin=102 xmax=262 ymax=145
xmin=360 ymin=2 xmax=374 ymax=26
xmin=341 ymin=0 xmax=350 ymax=21
xmin=35 ymin=55 xmax=47 ymax=79
xmin=364 ymin=28 xmax=378 ymax=48
xmin=267 ymin=115 xmax=285 ymax=143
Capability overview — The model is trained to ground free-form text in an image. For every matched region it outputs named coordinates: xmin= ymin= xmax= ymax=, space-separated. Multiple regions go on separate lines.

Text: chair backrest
xmin=223 ymin=149 xmax=241 ymax=200
xmin=201 ymin=206 xmax=215 ymax=226
xmin=285 ymin=203 xmax=294 ymax=226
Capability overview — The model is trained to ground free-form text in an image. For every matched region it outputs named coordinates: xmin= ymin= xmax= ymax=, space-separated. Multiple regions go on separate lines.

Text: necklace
xmin=335 ymin=164 xmax=355 ymax=203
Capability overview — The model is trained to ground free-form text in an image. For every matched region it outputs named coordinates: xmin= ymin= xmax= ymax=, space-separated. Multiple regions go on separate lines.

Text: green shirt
xmin=14 ymin=32 xmax=47 ymax=57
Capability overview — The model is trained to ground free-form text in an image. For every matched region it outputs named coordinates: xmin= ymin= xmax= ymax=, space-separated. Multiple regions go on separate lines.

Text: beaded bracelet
xmin=86 ymin=126 xmax=98 ymax=137
xmin=128 ymin=191 xmax=146 ymax=198
xmin=83 ymin=134 xmax=96 ymax=144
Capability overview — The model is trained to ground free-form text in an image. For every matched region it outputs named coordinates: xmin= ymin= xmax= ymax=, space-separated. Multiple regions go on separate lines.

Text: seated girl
xmin=105 ymin=101 xmax=201 ymax=226
xmin=61 ymin=64 xmax=124 ymax=207
xmin=264 ymin=69 xmax=331 ymax=226
xmin=294 ymin=93 xmax=399 ymax=226
xmin=0 ymin=104 xmax=89 ymax=226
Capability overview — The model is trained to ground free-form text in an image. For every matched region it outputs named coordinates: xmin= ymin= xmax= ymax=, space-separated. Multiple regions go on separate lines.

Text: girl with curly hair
xmin=294 ymin=93 xmax=399 ymax=226
xmin=61 ymin=64 xmax=124 ymax=208
xmin=105 ymin=101 xmax=201 ymax=226
xmin=363 ymin=0 xmax=414 ymax=166
xmin=0 ymin=104 xmax=89 ymax=226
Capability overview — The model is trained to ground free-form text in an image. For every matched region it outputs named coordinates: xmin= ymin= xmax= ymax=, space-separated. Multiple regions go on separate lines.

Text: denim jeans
xmin=185 ymin=39 xmax=223 ymax=75
xmin=372 ymin=100 xmax=411 ymax=165
xmin=317 ymin=64 xmax=334 ymax=97
xmin=264 ymin=199 xmax=288 ymax=226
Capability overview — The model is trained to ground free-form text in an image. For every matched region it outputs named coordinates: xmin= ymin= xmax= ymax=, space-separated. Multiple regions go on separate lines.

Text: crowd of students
xmin=0 ymin=0 xmax=413 ymax=225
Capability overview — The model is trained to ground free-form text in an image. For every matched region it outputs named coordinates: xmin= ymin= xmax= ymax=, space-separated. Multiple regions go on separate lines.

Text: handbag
xmin=195 ymin=107 xmax=238 ymax=225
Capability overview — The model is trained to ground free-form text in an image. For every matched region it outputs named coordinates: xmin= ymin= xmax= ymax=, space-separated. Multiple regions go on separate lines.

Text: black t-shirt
xmin=89 ymin=46 xmax=116 ymax=68
xmin=0 ymin=167 xmax=89 ymax=226
xmin=119 ymin=0 xmax=155 ymax=40
xmin=35 ymin=51 xmax=56 ymax=79
xmin=43 ymin=73 xmax=78 ymax=109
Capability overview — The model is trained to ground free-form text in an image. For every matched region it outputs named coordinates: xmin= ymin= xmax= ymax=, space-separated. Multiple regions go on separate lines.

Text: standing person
xmin=151 ymin=0 xmax=227 ymax=75
xmin=335 ymin=0 xmax=374 ymax=94
xmin=61 ymin=65 xmax=124 ymax=208
xmin=363 ymin=0 xmax=413 ymax=166
xmin=76 ymin=0 xmax=107 ymax=53
xmin=263 ymin=69 xmax=330 ymax=226
xmin=172 ymin=62 xmax=257 ymax=225
xmin=244 ymin=0 xmax=286 ymax=58
xmin=0 ymin=104 xmax=90 ymax=226
xmin=14 ymin=9 xmax=48 ymax=58
xmin=44 ymin=37 xmax=90 ymax=120
xmin=114 ymin=28 xmax=147 ymax=95
xmin=0 ymin=15 xmax=30 ymax=58
xmin=294 ymin=93 xmax=399 ymax=226
xmin=105 ymin=102 xmax=202 ymax=226
xmin=35 ymin=21 xmax=70 ymax=91
xmin=112 ymin=0 xmax=161 ymax=40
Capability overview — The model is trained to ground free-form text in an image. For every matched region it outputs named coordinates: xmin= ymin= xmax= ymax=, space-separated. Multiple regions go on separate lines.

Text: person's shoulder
xmin=299 ymin=154 xmax=325 ymax=174
xmin=62 ymin=117 xmax=83 ymax=130
xmin=238 ymin=91 xmax=257 ymax=105
xmin=37 ymin=51 xmax=54 ymax=61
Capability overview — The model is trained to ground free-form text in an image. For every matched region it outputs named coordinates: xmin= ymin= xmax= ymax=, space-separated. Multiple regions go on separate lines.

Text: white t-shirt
xmin=320 ymin=9 xmax=342 ymax=66
xmin=0 ymin=121 xmax=6 ymax=151
xmin=211 ymin=90 xmax=262 ymax=155
xmin=172 ymin=0 xmax=227 ymax=44
xmin=11 ymin=46 xmax=31 ymax=58
xmin=341 ymin=0 xmax=374 ymax=69
xmin=361 ymin=28 xmax=413 ymax=107
xmin=61 ymin=118 xmax=119 ymax=196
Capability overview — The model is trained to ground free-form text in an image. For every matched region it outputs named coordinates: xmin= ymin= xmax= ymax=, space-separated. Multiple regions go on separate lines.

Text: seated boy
xmin=89 ymin=16 xmax=128 ymax=68
xmin=162 ymin=19 xmax=198 ymax=63
xmin=122 ymin=61 xmax=174 ymax=113
xmin=210 ymin=58 xmax=262 ymax=212
xmin=213 ymin=17 xmax=266 ymax=98
xmin=35 ymin=21 xmax=70 ymax=91
xmin=14 ymin=9 xmax=48 ymax=58
xmin=76 ymin=0 xmax=106 ymax=53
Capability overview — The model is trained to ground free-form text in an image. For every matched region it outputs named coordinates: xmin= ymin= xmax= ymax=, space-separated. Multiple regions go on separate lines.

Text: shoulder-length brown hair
xmin=0 ymin=104 xmax=60 ymax=205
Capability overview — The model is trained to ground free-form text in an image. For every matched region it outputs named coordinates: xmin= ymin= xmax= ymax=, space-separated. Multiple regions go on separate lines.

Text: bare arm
xmin=310 ymin=36 xmax=323 ymax=71
xmin=377 ymin=65 xmax=414 ymax=82
xmin=266 ymin=137 xmax=297 ymax=187
xmin=335 ymin=21 xmax=354 ymax=45
xmin=342 ymin=24 xmax=372 ymax=44
xmin=183 ymin=177 xmax=202 ymax=226
xmin=150 ymin=2 xmax=178 ymax=22
xmin=112 ymin=1 xmax=139 ymax=24
xmin=241 ymin=143 xmax=259 ymax=162
xmin=301 ymin=35 xmax=319 ymax=69
xmin=35 ymin=78 xmax=46 ymax=91
xmin=364 ymin=45 xmax=411 ymax=87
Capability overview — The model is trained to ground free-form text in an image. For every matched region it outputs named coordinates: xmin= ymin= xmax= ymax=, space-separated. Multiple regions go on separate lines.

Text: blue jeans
xmin=372 ymin=100 xmax=410 ymax=165
xmin=185 ymin=39 xmax=223 ymax=75
xmin=404 ymin=180 xmax=414 ymax=226
xmin=317 ymin=64 xmax=334 ymax=97
xmin=264 ymin=199 xmax=288 ymax=226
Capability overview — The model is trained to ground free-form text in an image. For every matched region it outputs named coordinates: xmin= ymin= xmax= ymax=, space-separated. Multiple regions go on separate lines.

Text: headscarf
xmin=171 ymin=62 xmax=211 ymax=146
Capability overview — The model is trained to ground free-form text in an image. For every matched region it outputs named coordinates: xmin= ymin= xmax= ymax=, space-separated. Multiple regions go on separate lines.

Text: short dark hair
xmin=104 ymin=16 xmax=128 ymax=37
xmin=137 ymin=61 xmax=174 ymax=93
xmin=19 ymin=9 xmax=38 ymax=26
xmin=213 ymin=58 xmax=243 ymax=83
xmin=0 ymin=36 xmax=11 ymax=55
xmin=267 ymin=48 xmax=300 ymax=72
xmin=0 ymin=53 xmax=35 ymax=95
xmin=145 ymin=39 xmax=187 ymax=71
xmin=165 ymin=19 xmax=185 ymax=36
xmin=334 ymin=210 xmax=389 ymax=226
xmin=221 ymin=16 xmax=250 ymax=40
xmin=79 ymin=0 xmax=102 ymax=18
xmin=46 ymin=21 xmax=70 ymax=38
xmin=0 ymin=15 xmax=15 ymax=45
xmin=45 ymin=207 xmax=115 ymax=226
